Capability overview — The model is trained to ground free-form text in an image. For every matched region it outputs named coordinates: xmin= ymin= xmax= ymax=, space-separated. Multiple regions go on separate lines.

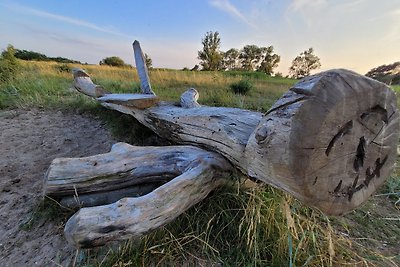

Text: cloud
xmin=1 ymin=2 xmax=131 ymax=39
xmin=209 ymin=0 xmax=255 ymax=28
xmin=368 ymin=7 xmax=400 ymax=41
xmin=288 ymin=0 xmax=327 ymax=12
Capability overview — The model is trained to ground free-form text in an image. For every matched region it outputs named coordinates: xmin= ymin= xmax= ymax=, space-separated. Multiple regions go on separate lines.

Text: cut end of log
xmin=246 ymin=69 xmax=400 ymax=215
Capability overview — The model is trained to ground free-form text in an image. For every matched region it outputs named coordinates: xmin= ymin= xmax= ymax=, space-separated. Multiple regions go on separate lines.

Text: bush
xmin=55 ymin=63 xmax=71 ymax=73
xmin=230 ymin=79 xmax=253 ymax=95
xmin=0 ymin=45 xmax=19 ymax=83
xmin=99 ymin=56 xmax=126 ymax=67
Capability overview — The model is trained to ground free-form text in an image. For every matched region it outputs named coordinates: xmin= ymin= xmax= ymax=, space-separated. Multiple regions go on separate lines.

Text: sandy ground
xmin=0 ymin=109 xmax=117 ymax=266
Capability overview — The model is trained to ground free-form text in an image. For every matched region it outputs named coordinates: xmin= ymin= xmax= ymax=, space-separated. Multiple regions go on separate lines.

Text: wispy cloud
xmin=209 ymin=0 xmax=256 ymax=28
xmin=1 ymin=2 xmax=131 ymax=38
xmin=288 ymin=0 xmax=327 ymax=12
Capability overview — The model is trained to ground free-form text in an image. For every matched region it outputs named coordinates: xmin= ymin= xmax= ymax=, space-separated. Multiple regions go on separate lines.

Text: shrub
xmin=0 ymin=45 xmax=19 ymax=83
xmin=230 ymin=79 xmax=253 ymax=95
xmin=55 ymin=63 xmax=71 ymax=73
xmin=99 ymin=56 xmax=126 ymax=67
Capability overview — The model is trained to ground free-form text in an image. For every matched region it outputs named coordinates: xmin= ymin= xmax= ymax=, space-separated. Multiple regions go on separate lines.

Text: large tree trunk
xmin=44 ymin=41 xmax=399 ymax=248
xmin=90 ymin=69 xmax=399 ymax=216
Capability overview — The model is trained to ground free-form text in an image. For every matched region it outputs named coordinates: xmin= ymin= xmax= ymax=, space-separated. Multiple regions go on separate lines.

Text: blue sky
xmin=0 ymin=0 xmax=399 ymax=75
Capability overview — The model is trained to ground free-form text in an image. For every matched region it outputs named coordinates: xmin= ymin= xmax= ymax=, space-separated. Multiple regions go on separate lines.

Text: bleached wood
xmin=58 ymin=143 xmax=232 ymax=247
xmin=97 ymin=93 xmax=159 ymax=109
xmin=72 ymin=68 xmax=109 ymax=97
xmin=180 ymin=88 xmax=201 ymax=108
xmin=70 ymin=68 xmax=399 ymax=215
xmin=132 ymin=40 xmax=155 ymax=95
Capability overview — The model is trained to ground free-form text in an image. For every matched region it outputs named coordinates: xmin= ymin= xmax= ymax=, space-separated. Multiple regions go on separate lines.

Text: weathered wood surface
xmin=71 ymin=68 xmax=399 ymax=216
xmin=72 ymin=68 xmax=109 ymax=97
xmin=246 ymin=71 xmax=399 ymax=215
xmin=56 ymin=143 xmax=232 ymax=247
xmin=132 ymin=40 xmax=155 ymax=95
xmin=180 ymin=88 xmax=201 ymax=108
xmin=97 ymin=94 xmax=159 ymax=109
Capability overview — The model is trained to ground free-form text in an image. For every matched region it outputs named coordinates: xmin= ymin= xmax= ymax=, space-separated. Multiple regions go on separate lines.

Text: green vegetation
xmin=15 ymin=48 xmax=81 ymax=63
xmin=230 ymin=79 xmax=254 ymax=95
xmin=1 ymin=60 xmax=399 ymax=266
xmin=0 ymin=45 xmax=20 ymax=83
xmin=366 ymin=62 xmax=400 ymax=85
xmin=198 ymin=31 xmax=281 ymax=75
xmin=289 ymin=48 xmax=321 ymax=79
xmin=99 ymin=56 xmax=128 ymax=67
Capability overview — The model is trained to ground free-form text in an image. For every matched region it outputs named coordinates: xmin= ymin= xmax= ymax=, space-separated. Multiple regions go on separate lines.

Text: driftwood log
xmin=44 ymin=41 xmax=399 ymax=248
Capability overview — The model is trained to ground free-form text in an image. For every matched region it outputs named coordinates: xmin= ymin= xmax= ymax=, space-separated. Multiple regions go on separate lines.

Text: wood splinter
xmin=44 ymin=40 xmax=400 ymax=248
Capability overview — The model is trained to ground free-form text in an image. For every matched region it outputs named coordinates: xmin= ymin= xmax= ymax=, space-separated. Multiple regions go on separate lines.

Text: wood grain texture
xmin=246 ymin=69 xmax=400 ymax=215
xmin=69 ymin=68 xmax=399 ymax=216
xmin=60 ymin=143 xmax=232 ymax=247
xmin=132 ymin=40 xmax=155 ymax=95
xmin=180 ymin=88 xmax=201 ymax=108
xmin=97 ymin=94 xmax=159 ymax=109
xmin=72 ymin=68 xmax=109 ymax=97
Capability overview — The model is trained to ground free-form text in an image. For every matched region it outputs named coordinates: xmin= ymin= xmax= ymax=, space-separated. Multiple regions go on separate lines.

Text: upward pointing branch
xmin=133 ymin=40 xmax=155 ymax=95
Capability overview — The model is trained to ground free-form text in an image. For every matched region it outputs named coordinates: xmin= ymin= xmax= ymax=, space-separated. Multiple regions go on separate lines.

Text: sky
xmin=0 ymin=0 xmax=399 ymax=75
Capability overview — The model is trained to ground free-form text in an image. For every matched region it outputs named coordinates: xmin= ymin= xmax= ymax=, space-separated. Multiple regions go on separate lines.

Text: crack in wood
xmin=346 ymin=154 xmax=389 ymax=201
xmin=325 ymin=120 xmax=353 ymax=156
xmin=353 ymin=137 xmax=366 ymax=172
xmin=333 ymin=180 xmax=342 ymax=193
xmin=370 ymin=105 xmax=389 ymax=124
xmin=290 ymin=87 xmax=315 ymax=96
xmin=374 ymin=155 xmax=388 ymax=178
xmin=265 ymin=96 xmax=308 ymax=116
xmin=347 ymin=175 xmax=359 ymax=201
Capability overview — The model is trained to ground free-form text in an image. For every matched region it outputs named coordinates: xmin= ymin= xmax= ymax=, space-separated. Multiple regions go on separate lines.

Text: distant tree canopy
xmin=289 ymin=48 xmax=321 ymax=79
xmin=99 ymin=56 xmax=126 ymax=67
xmin=14 ymin=49 xmax=81 ymax=64
xmin=239 ymin=45 xmax=280 ymax=75
xmin=198 ymin=31 xmax=223 ymax=71
xmin=222 ymin=48 xmax=240 ymax=71
xmin=366 ymin=61 xmax=400 ymax=85
xmin=198 ymin=31 xmax=280 ymax=75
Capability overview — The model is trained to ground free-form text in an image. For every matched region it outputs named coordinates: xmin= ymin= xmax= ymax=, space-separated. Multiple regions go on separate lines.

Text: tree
xmin=144 ymin=53 xmax=152 ymax=69
xmin=257 ymin=46 xmax=280 ymax=75
xmin=14 ymin=49 xmax=48 ymax=61
xmin=239 ymin=45 xmax=261 ymax=71
xmin=238 ymin=45 xmax=280 ymax=74
xmin=289 ymin=48 xmax=321 ymax=79
xmin=99 ymin=56 xmax=126 ymax=67
xmin=222 ymin=48 xmax=240 ymax=70
xmin=198 ymin=31 xmax=223 ymax=71
xmin=14 ymin=49 xmax=81 ymax=63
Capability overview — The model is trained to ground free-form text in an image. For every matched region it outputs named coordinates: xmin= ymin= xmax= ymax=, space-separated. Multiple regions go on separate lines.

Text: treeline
xmin=365 ymin=61 xmax=400 ymax=85
xmin=14 ymin=49 xmax=82 ymax=64
xmin=197 ymin=31 xmax=280 ymax=75
xmin=197 ymin=31 xmax=321 ymax=79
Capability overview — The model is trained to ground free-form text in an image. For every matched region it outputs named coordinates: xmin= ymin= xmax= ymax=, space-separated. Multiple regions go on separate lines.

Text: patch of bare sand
xmin=0 ymin=109 xmax=116 ymax=266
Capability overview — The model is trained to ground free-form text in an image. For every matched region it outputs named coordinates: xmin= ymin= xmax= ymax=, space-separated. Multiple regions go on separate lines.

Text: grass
xmin=2 ymin=60 xmax=400 ymax=266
